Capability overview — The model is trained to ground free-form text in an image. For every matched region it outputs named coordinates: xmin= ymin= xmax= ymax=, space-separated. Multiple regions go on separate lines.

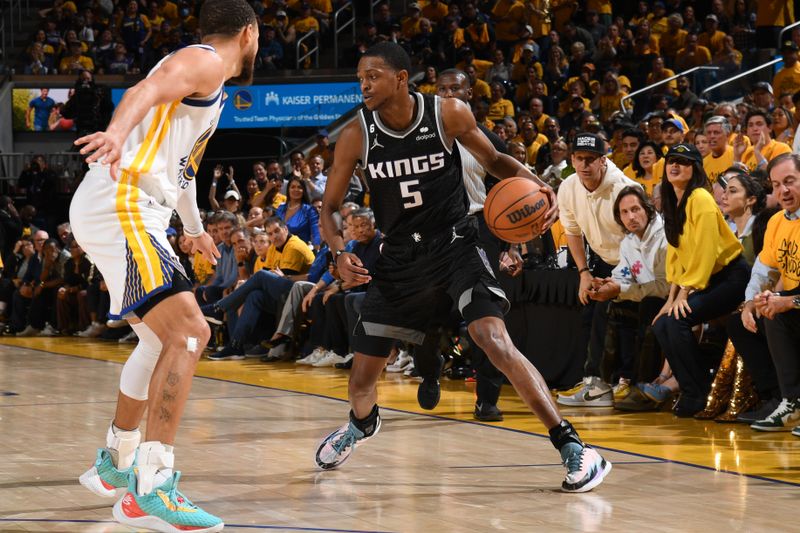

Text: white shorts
xmin=70 ymin=164 xmax=185 ymax=319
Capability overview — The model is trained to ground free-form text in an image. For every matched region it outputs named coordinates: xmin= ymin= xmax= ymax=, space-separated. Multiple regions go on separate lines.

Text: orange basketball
xmin=483 ymin=177 xmax=550 ymax=243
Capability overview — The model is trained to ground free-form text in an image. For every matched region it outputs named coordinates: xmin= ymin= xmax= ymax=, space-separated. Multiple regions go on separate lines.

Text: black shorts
xmin=133 ymin=270 xmax=194 ymax=320
xmin=352 ymin=216 xmax=509 ymax=357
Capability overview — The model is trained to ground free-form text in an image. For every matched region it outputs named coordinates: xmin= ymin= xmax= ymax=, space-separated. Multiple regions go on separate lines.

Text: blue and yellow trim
xmin=114 ymin=100 xmax=180 ymax=316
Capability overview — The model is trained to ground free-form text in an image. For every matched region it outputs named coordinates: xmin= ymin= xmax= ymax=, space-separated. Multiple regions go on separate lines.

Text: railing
xmin=333 ymin=2 xmax=356 ymax=69
xmin=620 ymin=66 xmax=720 ymax=112
xmin=778 ymin=21 xmax=800 ymax=49
xmin=296 ymin=30 xmax=319 ymax=69
xmin=369 ymin=0 xmax=382 ymax=23
xmin=0 ymin=152 xmax=86 ymax=196
xmin=700 ymin=58 xmax=782 ymax=98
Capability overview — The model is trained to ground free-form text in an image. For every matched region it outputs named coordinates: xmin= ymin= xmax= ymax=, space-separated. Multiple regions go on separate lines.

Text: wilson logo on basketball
xmin=506 ymin=198 xmax=546 ymax=224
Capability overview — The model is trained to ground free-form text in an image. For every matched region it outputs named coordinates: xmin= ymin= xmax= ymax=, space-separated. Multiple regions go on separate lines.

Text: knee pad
xmin=119 ymin=322 xmax=162 ymax=401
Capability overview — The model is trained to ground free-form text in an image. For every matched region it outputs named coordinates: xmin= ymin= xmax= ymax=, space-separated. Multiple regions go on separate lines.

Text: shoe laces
xmin=774 ymin=398 xmax=796 ymax=417
xmin=563 ymin=449 xmax=583 ymax=474
xmin=332 ymin=425 xmax=358 ymax=454
xmin=165 ymin=473 xmax=199 ymax=511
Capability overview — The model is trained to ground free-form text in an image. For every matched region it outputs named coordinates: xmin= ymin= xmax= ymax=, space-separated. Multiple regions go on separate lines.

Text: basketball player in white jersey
xmin=69 ymin=1 xmax=258 ymax=531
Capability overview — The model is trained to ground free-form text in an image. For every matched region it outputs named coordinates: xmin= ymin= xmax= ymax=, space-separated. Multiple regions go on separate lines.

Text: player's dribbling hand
xmin=336 ymin=252 xmax=371 ymax=285
xmin=539 ymin=184 xmax=559 ymax=232
xmin=75 ymin=130 xmax=123 ymax=180
xmin=188 ymin=231 xmax=220 ymax=266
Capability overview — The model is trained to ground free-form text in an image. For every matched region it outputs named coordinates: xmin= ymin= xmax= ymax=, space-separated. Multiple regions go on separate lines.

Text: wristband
xmin=578 ymin=267 xmax=590 ymax=274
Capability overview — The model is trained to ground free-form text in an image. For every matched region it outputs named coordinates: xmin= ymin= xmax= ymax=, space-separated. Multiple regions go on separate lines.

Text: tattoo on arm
xmin=166 ymin=371 xmax=179 ymax=386
xmin=159 ymin=406 xmax=171 ymax=422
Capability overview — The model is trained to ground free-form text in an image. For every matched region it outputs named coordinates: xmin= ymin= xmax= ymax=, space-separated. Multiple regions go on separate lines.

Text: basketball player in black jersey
xmin=316 ymin=42 xmax=611 ymax=492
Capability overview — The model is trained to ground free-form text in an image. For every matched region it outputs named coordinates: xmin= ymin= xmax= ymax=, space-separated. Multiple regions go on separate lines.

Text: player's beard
xmin=229 ymin=48 xmax=256 ymax=86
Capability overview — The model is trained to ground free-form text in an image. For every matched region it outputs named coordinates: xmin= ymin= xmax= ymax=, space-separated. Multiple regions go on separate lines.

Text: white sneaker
xmin=561 ymin=443 xmax=612 ymax=493
xmin=16 ymin=325 xmax=40 ymax=337
xmin=118 ymin=331 xmax=138 ymax=343
xmin=106 ymin=318 xmax=128 ymax=328
xmin=313 ymin=351 xmax=346 ymax=367
xmin=77 ymin=322 xmax=104 ymax=338
xmin=297 ymin=347 xmax=327 ymax=365
xmin=386 ymin=350 xmax=412 ymax=372
xmin=41 ymin=323 xmax=59 ymax=337
xmin=557 ymin=376 xmax=614 ymax=407
xmin=403 ymin=360 xmax=416 ymax=376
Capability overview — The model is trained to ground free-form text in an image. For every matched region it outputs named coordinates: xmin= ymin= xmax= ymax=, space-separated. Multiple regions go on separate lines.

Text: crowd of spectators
xmin=9 ymin=0 xmax=800 ymax=433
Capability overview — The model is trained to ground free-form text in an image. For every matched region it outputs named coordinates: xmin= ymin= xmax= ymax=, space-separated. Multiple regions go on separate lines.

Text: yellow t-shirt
xmin=59 ymin=55 xmax=94 ymax=74
xmin=659 ymin=29 xmax=687 ymax=61
xmin=416 ymin=81 xmax=437 ymax=94
xmin=666 ymin=188 xmax=743 ymax=289
xmin=703 ymin=146 xmax=734 ymax=184
xmin=294 ymin=16 xmax=320 ymax=34
xmin=623 ymin=163 xmax=637 ymax=181
xmin=759 ymin=210 xmax=800 ymax=292
xmin=675 ymin=46 xmax=712 ymax=69
xmin=263 ymin=235 xmax=315 ymax=273
xmin=741 ymin=139 xmax=792 ymax=171
xmin=401 ymin=16 xmax=421 ymax=39
xmin=158 ymin=1 xmax=179 ymax=26
xmin=491 ymin=0 xmax=525 ymax=42
xmin=421 ymin=1 xmax=449 ymax=24
xmin=757 ymin=2 xmax=794 ymax=27
xmin=525 ymin=141 xmax=542 ymax=164
xmin=698 ymin=30 xmax=727 ymax=56
xmin=634 ymin=171 xmax=660 ymax=196
xmin=456 ymin=59 xmax=493 ymax=80
xmin=472 ymin=78 xmax=491 ymax=102
xmin=253 ymin=255 xmax=269 ymax=272
xmin=773 ymin=62 xmax=800 ymax=98
xmin=586 ymin=0 xmax=612 ymax=15
xmin=646 ymin=69 xmax=677 ymax=95
xmin=193 ymin=251 xmax=215 ymax=284
xmin=487 ymin=98 xmax=515 ymax=121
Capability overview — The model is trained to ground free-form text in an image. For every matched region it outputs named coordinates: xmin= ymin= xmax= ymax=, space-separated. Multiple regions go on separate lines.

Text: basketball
xmin=484 ymin=177 xmax=550 ymax=243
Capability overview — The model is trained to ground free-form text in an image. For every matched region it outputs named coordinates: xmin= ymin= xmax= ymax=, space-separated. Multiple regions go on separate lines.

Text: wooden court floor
xmin=1 ymin=337 xmax=798 ymax=532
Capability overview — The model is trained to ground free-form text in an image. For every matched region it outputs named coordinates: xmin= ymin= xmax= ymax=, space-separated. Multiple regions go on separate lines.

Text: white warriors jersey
xmin=118 ymin=44 xmax=225 ymax=213
xmin=456 ymin=140 xmax=487 ymax=215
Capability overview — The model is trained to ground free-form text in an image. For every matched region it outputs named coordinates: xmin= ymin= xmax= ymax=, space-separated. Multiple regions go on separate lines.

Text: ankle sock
xmin=350 ymin=404 xmax=380 ymax=437
xmin=549 ymin=419 xmax=583 ymax=451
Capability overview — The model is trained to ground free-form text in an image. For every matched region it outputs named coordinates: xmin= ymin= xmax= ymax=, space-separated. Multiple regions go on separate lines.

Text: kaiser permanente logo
xmin=263 ymin=90 xmax=362 ymax=106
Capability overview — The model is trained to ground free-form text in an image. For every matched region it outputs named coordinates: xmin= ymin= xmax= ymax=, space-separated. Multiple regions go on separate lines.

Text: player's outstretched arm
xmin=320 ymin=120 xmax=371 ymax=286
xmin=443 ymin=98 xmax=559 ymax=229
xmin=75 ymin=48 xmax=225 ymax=179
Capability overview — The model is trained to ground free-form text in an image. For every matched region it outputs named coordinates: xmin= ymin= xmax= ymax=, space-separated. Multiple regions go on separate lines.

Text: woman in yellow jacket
xmin=652 ymin=143 xmax=751 ymax=417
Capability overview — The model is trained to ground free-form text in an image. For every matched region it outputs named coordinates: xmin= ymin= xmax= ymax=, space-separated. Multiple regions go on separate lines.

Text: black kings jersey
xmin=357 ymin=92 xmax=467 ymax=239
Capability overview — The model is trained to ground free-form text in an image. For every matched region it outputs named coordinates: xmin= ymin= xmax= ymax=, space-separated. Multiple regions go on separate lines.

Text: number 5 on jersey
xmin=400 ymin=180 xmax=422 ymax=208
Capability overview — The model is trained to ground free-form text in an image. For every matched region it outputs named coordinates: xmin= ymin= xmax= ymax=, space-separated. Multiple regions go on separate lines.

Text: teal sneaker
xmin=315 ymin=417 xmax=381 ymax=470
xmin=113 ymin=470 xmax=224 ymax=532
xmin=560 ymin=443 xmax=612 ymax=493
xmin=79 ymin=448 xmax=133 ymax=498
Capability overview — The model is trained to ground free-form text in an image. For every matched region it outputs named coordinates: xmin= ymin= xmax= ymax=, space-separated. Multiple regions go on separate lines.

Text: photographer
xmin=62 ymin=71 xmax=114 ymax=139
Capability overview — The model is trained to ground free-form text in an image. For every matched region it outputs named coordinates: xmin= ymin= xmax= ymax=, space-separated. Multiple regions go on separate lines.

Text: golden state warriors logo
xmin=233 ymin=90 xmax=253 ymax=110
xmin=179 ymin=125 xmax=213 ymax=189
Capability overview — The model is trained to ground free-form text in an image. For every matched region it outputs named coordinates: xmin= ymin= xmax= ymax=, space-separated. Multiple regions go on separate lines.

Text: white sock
xmin=136 ymin=441 xmax=175 ymax=496
xmin=106 ymin=422 xmax=141 ymax=469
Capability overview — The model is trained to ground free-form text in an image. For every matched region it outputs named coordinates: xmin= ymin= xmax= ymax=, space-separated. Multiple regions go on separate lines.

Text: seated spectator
xmin=14 ymin=235 xmax=63 ymax=336
xmin=205 ymin=218 xmax=315 ymax=360
xmin=653 ymin=143 xmax=749 ymax=417
xmin=734 ymin=108 xmax=792 ymax=172
xmin=276 ymin=177 xmax=321 ymax=249
xmin=56 ymin=236 xmax=95 ymax=335
xmin=104 ymin=42 xmax=137 ymax=74
xmin=771 ymin=106 xmax=795 ymax=146
xmin=773 ymin=41 xmax=800 ymax=100
xmin=293 ymin=3 xmax=320 ymax=35
xmin=698 ymin=14 xmax=727 ymax=56
xmin=674 ymin=33 xmax=712 ymax=71
xmin=660 ymin=13 xmax=687 ymax=65
xmin=712 ymin=35 xmax=742 ymax=86
xmin=736 ymin=154 xmax=800 ymax=432
xmin=25 ymin=43 xmax=53 ymax=75
xmin=632 ymin=140 xmax=664 ymax=197
xmin=417 ymin=65 xmax=439 ymax=94
xmin=248 ymin=160 xmax=286 ymax=210
xmin=594 ymin=187 xmax=669 ymax=409
xmin=195 ymin=211 xmax=238 ymax=305
xmin=306 ymin=155 xmax=327 ymax=201
xmin=303 ymin=209 xmax=381 ymax=367
xmin=485 ymin=49 xmax=511 ymax=83
xmin=540 ymin=138 xmax=569 ymax=189
xmin=308 ymin=130 xmax=332 ymax=168
xmin=59 ymin=40 xmax=95 ymax=74
xmin=118 ymin=0 xmax=152 ymax=66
